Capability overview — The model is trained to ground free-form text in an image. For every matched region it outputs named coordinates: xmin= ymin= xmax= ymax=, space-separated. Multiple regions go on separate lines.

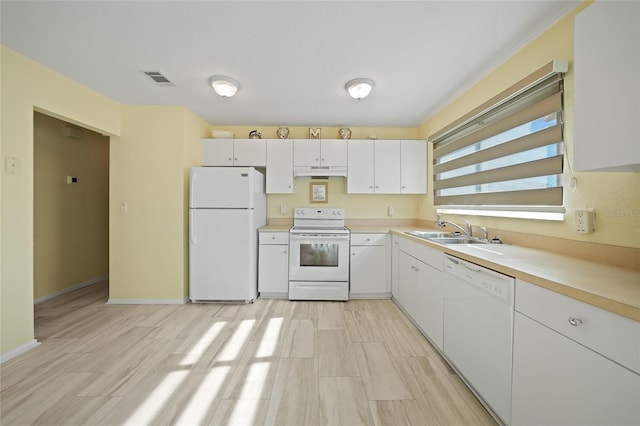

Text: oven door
xmin=289 ymin=233 xmax=350 ymax=282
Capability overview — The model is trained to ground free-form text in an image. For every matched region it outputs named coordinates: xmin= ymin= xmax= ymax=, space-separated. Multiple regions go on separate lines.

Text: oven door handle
xmin=290 ymin=233 xmax=350 ymax=241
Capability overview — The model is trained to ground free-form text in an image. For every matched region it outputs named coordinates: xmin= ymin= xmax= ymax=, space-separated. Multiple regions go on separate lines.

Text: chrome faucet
xmin=435 ymin=214 xmax=473 ymax=236
xmin=480 ymin=226 xmax=489 ymax=241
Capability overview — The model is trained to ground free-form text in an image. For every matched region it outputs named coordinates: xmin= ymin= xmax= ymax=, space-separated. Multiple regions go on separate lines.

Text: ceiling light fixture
xmin=210 ymin=76 xmax=239 ymax=98
xmin=345 ymin=78 xmax=374 ymax=100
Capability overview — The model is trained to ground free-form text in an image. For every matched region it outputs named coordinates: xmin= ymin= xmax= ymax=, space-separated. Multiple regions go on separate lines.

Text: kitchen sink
xmin=405 ymin=230 xmax=456 ymax=239
xmin=405 ymin=230 xmax=496 ymax=245
xmin=426 ymin=237 xmax=490 ymax=245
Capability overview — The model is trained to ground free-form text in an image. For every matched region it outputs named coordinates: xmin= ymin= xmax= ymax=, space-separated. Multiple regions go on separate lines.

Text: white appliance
xmin=189 ymin=167 xmax=266 ymax=302
xmin=289 ymin=208 xmax=350 ymax=301
xmin=443 ymin=254 xmax=515 ymax=425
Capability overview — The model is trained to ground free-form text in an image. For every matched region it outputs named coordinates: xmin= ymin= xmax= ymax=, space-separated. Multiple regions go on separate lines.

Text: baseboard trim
xmin=107 ymin=298 xmax=187 ymax=305
xmin=349 ymin=292 xmax=392 ymax=299
xmin=34 ymin=275 xmax=109 ymax=305
xmin=1 ymin=339 xmax=40 ymax=363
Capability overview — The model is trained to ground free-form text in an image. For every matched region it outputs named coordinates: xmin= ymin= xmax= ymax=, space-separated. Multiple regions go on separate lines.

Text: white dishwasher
xmin=443 ymin=254 xmax=515 ymax=425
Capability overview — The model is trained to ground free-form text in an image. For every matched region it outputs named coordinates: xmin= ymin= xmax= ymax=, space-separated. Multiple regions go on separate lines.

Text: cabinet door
xmin=347 ymin=140 xmax=374 ymax=193
xmin=574 ymin=1 xmax=640 ymax=172
xmin=293 ymin=139 xmax=321 ymax=166
xmin=397 ymin=251 xmax=417 ymax=319
xmin=391 ymin=235 xmax=400 ymax=299
xmin=201 ymin=138 xmax=234 ymax=166
xmin=374 ymin=140 xmax=401 ymax=193
xmin=320 ymin=139 xmax=348 ymax=167
xmin=233 ymin=139 xmax=266 ymax=166
xmin=350 ymin=245 xmax=387 ymax=295
xmin=511 ymin=313 xmax=640 ymax=426
xmin=258 ymin=244 xmax=289 ymax=294
xmin=415 ymin=263 xmax=444 ymax=350
xmin=266 ymin=139 xmax=293 ymax=193
xmin=400 ymin=140 xmax=427 ymax=194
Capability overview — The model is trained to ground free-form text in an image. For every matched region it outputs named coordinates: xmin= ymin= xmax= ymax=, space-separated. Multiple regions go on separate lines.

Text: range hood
xmin=293 ymin=166 xmax=347 ymax=177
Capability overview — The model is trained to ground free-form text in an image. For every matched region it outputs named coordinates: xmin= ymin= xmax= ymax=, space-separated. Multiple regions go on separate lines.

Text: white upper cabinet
xmin=233 ymin=139 xmax=267 ymax=166
xmin=202 ymin=138 xmax=234 ymax=166
xmin=319 ymin=139 xmax=348 ymax=167
xmin=400 ymin=140 xmax=427 ymax=194
xmin=266 ymin=139 xmax=294 ymax=193
xmin=348 ymin=139 xmax=426 ymax=194
xmin=573 ymin=1 xmax=640 ymax=172
xmin=201 ymin=138 xmax=266 ymax=167
xmin=374 ymin=140 xmax=401 ymax=193
xmin=293 ymin=139 xmax=347 ymax=167
xmin=347 ymin=140 xmax=375 ymax=193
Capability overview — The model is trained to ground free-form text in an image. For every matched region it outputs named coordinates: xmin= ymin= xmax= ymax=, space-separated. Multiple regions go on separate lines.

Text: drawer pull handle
xmin=568 ymin=317 xmax=583 ymax=326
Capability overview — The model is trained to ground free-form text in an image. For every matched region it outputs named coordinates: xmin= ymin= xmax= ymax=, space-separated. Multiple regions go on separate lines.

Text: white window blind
xmin=431 ymin=60 xmax=568 ymax=218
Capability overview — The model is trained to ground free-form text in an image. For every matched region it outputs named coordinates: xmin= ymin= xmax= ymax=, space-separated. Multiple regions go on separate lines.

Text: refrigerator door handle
xmin=189 ymin=210 xmax=197 ymax=245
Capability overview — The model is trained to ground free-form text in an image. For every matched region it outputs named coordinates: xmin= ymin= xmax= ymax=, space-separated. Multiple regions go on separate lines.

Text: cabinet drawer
xmin=259 ymin=232 xmax=289 ymax=245
xmin=398 ymin=237 xmax=444 ymax=271
xmin=351 ymin=233 xmax=387 ymax=246
xmin=516 ymin=279 xmax=640 ymax=374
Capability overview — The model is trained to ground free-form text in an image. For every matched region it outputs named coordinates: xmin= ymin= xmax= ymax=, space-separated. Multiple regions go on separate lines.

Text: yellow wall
xmin=417 ymin=2 xmax=640 ymax=248
xmin=109 ymin=105 xmax=209 ymax=301
xmin=1 ymin=46 xmax=121 ymax=356
xmin=33 ymin=112 xmax=109 ymax=299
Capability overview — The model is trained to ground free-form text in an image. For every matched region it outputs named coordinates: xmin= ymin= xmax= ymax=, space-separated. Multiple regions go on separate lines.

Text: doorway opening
xmin=33 ymin=112 xmax=110 ymax=338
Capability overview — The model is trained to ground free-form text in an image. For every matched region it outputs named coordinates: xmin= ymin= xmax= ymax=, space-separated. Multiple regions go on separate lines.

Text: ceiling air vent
xmin=141 ymin=70 xmax=176 ymax=87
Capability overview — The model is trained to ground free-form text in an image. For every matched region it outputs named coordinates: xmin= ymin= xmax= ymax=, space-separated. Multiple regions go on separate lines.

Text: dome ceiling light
xmin=345 ymin=78 xmax=374 ymax=100
xmin=210 ymin=76 xmax=239 ymax=98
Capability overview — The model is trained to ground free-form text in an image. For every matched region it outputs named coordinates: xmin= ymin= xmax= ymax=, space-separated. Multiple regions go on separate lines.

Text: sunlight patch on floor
xmin=123 ymin=370 xmax=189 ymax=426
xmin=218 ymin=319 xmax=255 ymax=362
xmin=256 ymin=317 xmax=284 ymax=358
xmin=227 ymin=397 xmax=264 ymax=425
xmin=180 ymin=321 xmax=227 ymax=366
xmin=175 ymin=366 xmax=230 ymax=426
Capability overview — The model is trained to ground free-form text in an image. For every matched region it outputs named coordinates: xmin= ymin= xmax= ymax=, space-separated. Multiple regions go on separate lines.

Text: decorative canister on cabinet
xmin=339 ymin=128 xmax=352 ymax=140
xmin=276 ymin=127 xmax=289 ymax=139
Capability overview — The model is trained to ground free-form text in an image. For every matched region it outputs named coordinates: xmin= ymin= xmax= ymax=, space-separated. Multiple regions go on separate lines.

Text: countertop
xmin=259 ymin=224 xmax=640 ymax=321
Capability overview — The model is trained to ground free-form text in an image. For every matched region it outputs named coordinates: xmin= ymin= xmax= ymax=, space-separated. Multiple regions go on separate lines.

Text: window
xmin=431 ymin=60 xmax=568 ymax=220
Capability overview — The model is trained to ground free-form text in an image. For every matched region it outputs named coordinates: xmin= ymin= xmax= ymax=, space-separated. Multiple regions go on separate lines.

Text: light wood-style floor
xmin=1 ymin=281 xmax=496 ymax=425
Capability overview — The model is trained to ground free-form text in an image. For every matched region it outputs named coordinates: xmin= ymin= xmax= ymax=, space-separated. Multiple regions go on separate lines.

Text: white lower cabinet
xmin=258 ymin=232 xmax=289 ymax=298
xmin=512 ymin=280 xmax=640 ymax=426
xmin=397 ymin=250 xmax=419 ymax=319
xmin=350 ymin=233 xmax=389 ymax=297
xmin=414 ymin=260 xmax=444 ymax=351
xmin=390 ymin=234 xmax=400 ymax=299
xmin=396 ymin=237 xmax=444 ymax=350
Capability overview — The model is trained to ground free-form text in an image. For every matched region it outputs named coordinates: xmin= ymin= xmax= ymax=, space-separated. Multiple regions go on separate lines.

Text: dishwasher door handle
xmin=461 ymin=262 xmax=483 ymax=273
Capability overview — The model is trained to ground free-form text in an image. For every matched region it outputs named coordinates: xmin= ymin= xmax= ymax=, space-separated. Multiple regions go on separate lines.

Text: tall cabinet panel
xmin=400 ymin=140 xmax=427 ymax=194
xmin=266 ymin=139 xmax=294 ymax=193
xmin=574 ymin=1 xmax=640 ymax=171
xmin=347 ymin=140 xmax=375 ymax=193
xmin=374 ymin=140 xmax=401 ymax=193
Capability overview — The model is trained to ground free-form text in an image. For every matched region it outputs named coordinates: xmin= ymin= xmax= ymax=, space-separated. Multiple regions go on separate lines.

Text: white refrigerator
xmin=189 ymin=167 xmax=266 ymax=302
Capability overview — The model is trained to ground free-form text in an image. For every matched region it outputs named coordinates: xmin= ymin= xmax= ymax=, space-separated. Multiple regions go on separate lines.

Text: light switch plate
xmin=575 ymin=209 xmax=594 ymax=233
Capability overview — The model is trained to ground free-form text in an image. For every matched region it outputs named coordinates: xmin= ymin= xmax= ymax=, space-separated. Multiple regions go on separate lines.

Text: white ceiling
xmin=1 ymin=1 xmax=579 ymax=128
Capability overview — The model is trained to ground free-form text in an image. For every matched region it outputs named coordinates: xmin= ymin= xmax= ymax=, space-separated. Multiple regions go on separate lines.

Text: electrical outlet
xmin=575 ymin=209 xmax=594 ymax=233
xmin=120 ymin=203 xmax=128 ymax=214
xmin=280 ymin=205 xmax=287 ymax=215
xmin=4 ymin=156 xmax=19 ymax=174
